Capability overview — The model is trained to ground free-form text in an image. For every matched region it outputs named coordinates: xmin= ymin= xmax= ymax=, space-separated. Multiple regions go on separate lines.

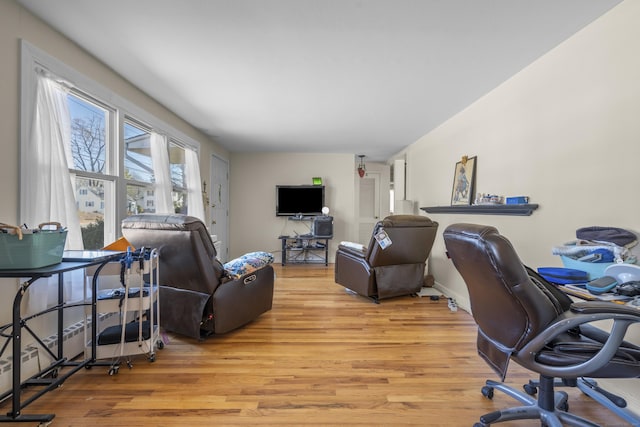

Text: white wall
xmin=401 ymin=0 xmax=640 ymax=309
xmin=229 ymin=152 xmax=356 ymax=263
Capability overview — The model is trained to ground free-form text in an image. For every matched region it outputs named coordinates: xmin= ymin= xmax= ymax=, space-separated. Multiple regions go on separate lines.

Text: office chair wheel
xmin=523 ymin=382 xmax=537 ymax=396
xmin=481 ymin=385 xmax=494 ymax=399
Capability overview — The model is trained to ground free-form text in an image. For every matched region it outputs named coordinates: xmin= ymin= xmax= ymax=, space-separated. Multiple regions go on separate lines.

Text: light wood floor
xmin=12 ymin=265 xmax=633 ymax=426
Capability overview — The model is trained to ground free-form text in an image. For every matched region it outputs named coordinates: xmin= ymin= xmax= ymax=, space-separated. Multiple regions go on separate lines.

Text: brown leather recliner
xmin=443 ymin=223 xmax=640 ymax=426
xmin=334 ymin=215 xmax=438 ymax=302
xmin=121 ymin=214 xmax=274 ymax=339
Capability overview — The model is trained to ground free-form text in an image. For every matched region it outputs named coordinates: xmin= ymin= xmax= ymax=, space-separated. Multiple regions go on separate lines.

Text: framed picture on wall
xmin=451 ymin=156 xmax=476 ymax=205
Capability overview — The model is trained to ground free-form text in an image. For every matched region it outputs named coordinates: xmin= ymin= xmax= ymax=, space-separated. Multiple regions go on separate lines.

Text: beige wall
xmin=0 ymin=1 xmax=23 ymax=225
xmin=400 ymin=0 xmax=640 ymax=308
xmin=229 ymin=152 xmax=356 ymax=262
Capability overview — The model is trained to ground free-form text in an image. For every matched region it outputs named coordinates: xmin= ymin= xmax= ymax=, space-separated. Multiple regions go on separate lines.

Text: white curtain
xmin=24 ymin=73 xmax=83 ymax=250
xmin=185 ymin=148 xmax=205 ymax=221
xmin=23 ymin=72 xmax=84 ymax=312
xmin=149 ymin=132 xmax=174 ymax=214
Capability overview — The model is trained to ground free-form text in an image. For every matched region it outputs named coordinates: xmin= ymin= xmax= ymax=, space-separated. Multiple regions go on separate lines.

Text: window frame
xmin=66 ymin=89 xmax=118 ymax=245
xmin=20 ymin=40 xmax=202 ymax=244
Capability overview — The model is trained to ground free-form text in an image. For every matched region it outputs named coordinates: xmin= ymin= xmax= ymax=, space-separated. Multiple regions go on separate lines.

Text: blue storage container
xmin=560 ymin=255 xmax=635 ymax=281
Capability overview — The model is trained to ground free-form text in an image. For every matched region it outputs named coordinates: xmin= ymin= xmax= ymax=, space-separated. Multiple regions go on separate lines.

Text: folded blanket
xmin=576 ymin=226 xmax=637 ymax=248
xmin=224 ymin=251 xmax=274 ymax=279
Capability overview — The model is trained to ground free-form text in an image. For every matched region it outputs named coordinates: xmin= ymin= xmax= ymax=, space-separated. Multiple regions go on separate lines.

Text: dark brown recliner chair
xmin=334 ymin=215 xmax=438 ymax=302
xmin=443 ymin=223 xmax=640 ymax=427
xmin=122 ymin=214 xmax=274 ymax=339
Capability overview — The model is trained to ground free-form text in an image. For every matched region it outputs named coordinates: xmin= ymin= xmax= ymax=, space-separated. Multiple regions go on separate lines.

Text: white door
xmin=210 ymin=155 xmax=229 ymax=262
xmin=357 ymin=171 xmax=380 ymax=244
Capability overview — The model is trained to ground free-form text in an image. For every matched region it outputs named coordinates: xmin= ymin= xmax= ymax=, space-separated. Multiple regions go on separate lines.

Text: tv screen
xmin=276 ymin=185 xmax=325 ymax=217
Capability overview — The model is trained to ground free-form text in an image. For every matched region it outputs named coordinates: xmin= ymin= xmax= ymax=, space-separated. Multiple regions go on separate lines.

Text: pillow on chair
xmin=224 ymin=251 xmax=274 ymax=279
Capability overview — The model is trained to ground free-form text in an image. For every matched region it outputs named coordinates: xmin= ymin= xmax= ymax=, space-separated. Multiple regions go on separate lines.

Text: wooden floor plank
xmin=9 ymin=264 xmax=634 ymax=426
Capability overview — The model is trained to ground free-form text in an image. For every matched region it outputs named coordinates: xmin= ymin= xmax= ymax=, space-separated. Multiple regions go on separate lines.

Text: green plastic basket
xmin=0 ymin=223 xmax=67 ymax=269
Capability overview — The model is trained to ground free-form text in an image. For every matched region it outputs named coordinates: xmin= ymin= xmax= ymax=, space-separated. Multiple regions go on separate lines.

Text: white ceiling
xmin=19 ymin=0 xmax=621 ymax=161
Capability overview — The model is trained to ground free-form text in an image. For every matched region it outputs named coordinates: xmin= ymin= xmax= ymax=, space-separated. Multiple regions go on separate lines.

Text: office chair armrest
xmin=518 ymin=307 xmax=640 ymax=378
xmin=570 ymin=300 xmax=640 ymax=317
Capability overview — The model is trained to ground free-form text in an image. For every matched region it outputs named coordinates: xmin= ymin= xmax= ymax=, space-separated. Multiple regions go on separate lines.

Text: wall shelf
xmin=420 ymin=204 xmax=539 ymax=216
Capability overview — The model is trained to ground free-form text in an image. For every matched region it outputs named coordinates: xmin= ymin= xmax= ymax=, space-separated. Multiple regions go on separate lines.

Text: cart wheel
xmin=108 ymin=366 xmax=119 ymax=375
xmin=156 ymin=340 xmax=165 ymax=349
xmin=481 ymin=386 xmax=494 ymax=399
xmin=149 ymin=353 xmax=156 ymax=362
xmin=126 ymin=360 xmax=133 ymax=369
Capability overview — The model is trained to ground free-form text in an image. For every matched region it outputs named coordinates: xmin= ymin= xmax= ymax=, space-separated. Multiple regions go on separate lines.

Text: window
xmin=67 ymin=92 xmax=113 ymax=248
xmin=169 ymin=141 xmax=187 ymax=214
xmin=125 ymin=120 xmax=157 ymax=217
xmin=124 ymin=122 xmax=153 ymax=183
xmin=68 ymin=93 xmax=108 ymax=173
xmin=21 ymin=41 xmax=204 ymax=250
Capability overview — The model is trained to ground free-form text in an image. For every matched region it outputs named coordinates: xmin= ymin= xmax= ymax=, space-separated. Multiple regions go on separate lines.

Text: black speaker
xmin=312 ymin=216 xmax=333 ymax=238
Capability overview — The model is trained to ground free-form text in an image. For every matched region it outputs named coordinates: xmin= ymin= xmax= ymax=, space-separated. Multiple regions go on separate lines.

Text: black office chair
xmin=443 ymin=223 xmax=640 ymax=427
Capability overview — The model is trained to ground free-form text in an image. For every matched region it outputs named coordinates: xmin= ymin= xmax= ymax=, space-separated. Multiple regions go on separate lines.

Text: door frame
xmin=209 ymin=154 xmax=229 ymax=262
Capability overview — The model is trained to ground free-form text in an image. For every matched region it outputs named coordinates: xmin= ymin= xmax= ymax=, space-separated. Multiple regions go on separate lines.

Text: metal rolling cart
xmin=88 ymin=247 xmax=163 ymax=375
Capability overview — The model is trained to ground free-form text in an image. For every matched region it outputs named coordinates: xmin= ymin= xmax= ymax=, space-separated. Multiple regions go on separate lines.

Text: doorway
xmin=357 ymin=171 xmax=381 ymax=244
xmin=210 ymin=154 xmax=229 ymax=262
xmin=356 ymin=161 xmax=391 ymax=243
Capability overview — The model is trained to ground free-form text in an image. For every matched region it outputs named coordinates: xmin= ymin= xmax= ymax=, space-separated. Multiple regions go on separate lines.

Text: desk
xmin=0 ymin=250 xmax=122 ymax=424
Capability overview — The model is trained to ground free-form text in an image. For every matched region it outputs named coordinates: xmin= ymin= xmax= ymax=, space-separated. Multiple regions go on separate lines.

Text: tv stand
xmin=278 ymin=235 xmax=330 ymax=266
xmin=278 ymin=216 xmax=332 ymax=266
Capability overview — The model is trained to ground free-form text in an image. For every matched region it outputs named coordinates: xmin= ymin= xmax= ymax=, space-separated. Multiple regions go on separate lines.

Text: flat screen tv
xmin=276 ymin=185 xmax=325 ymax=217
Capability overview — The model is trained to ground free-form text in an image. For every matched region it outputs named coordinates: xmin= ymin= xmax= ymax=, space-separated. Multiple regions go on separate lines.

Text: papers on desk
xmin=558 ymin=283 xmax=632 ymax=303
xmin=62 ymin=250 xmax=123 ymax=262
